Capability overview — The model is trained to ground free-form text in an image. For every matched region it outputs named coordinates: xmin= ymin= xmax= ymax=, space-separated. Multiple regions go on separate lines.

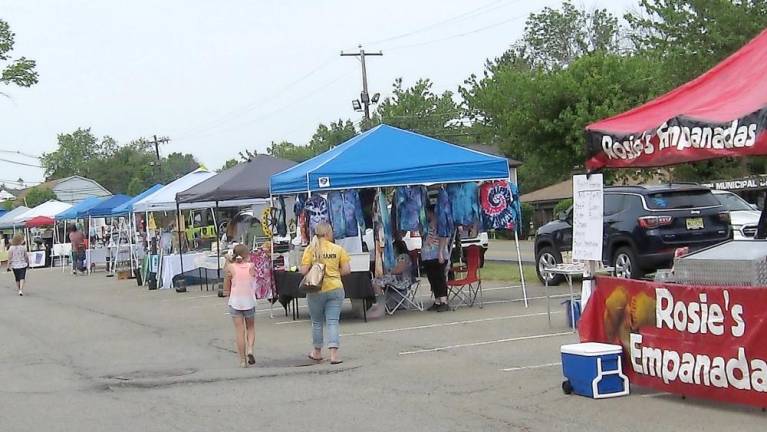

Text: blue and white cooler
xmin=560 ymin=342 xmax=629 ymax=399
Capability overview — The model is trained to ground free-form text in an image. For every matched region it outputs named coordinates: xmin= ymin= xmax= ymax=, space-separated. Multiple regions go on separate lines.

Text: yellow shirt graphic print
xmin=301 ymin=240 xmax=350 ymax=292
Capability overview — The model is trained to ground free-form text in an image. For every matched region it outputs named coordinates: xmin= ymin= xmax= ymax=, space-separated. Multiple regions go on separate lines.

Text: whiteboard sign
xmin=572 ymin=174 xmax=604 ymax=261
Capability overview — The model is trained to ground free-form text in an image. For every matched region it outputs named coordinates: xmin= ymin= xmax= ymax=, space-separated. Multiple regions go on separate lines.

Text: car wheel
xmin=613 ymin=247 xmax=641 ymax=279
xmin=536 ymin=246 xmax=564 ymax=285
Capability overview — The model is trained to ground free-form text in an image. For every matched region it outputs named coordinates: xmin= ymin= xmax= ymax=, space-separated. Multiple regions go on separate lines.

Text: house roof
xmin=464 ymin=144 xmax=523 ymax=167
xmin=520 ymin=178 xmax=573 ymax=204
xmin=14 ymin=176 xmax=110 ymax=202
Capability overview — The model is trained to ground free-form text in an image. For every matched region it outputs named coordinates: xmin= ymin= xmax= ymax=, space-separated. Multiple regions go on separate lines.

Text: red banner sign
xmin=580 ymin=276 xmax=767 ymax=407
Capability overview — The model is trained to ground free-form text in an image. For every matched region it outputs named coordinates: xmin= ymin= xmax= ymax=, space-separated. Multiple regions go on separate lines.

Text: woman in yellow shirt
xmin=301 ymin=222 xmax=351 ymax=365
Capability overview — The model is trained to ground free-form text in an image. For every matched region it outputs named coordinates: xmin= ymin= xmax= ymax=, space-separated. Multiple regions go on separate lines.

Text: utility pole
xmin=341 ymin=45 xmax=383 ymax=121
xmin=147 ymin=135 xmax=170 ymax=180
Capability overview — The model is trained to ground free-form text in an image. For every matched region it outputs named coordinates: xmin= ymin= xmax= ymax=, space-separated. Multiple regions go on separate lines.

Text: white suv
xmin=711 ymin=190 xmax=760 ymax=240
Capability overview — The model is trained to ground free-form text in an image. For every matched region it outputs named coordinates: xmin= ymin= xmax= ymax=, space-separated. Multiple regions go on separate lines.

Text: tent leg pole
xmin=514 ymin=228 xmax=528 ymax=308
xmin=176 ymin=202 xmax=185 ymax=292
xmin=215 ymin=203 xmax=221 ymax=281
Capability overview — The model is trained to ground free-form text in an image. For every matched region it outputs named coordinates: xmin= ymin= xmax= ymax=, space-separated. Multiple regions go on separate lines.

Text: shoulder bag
xmin=299 ymin=237 xmax=325 ymax=293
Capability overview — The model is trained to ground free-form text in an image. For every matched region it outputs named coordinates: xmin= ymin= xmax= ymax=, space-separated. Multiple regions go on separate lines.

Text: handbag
xmin=299 ymin=237 xmax=325 ymax=293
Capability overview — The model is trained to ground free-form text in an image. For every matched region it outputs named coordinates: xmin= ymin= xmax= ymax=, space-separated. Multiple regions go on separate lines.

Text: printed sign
xmin=572 ymin=174 xmax=603 ymax=261
xmin=580 ymin=277 xmax=767 ymax=407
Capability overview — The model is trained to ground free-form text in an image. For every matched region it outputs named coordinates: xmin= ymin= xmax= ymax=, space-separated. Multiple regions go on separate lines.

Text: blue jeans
xmin=307 ymin=288 xmax=345 ymax=349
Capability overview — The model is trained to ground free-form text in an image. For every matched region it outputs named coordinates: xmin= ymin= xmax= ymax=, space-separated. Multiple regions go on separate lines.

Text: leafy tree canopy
xmin=23 ymin=186 xmax=57 ymax=208
xmin=266 ymin=119 xmax=357 ymax=162
xmin=0 ymin=19 xmax=38 ymax=92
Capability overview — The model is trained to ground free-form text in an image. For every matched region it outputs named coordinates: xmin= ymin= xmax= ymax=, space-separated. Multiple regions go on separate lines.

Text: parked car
xmin=711 ymin=190 xmax=760 ymax=240
xmin=535 ymin=184 xmax=732 ymax=284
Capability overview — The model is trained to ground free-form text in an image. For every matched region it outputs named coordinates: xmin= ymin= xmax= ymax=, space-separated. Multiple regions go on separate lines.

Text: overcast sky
xmin=1 ymin=0 xmax=636 ymax=189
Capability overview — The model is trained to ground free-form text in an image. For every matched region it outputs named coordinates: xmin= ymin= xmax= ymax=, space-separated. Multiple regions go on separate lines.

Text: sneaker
xmin=436 ymin=303 xmax=450 ymax=312
xmin=426 ymin=302 xmax=440 ymax=311
xmin=18 ymin=290 xmax=23 ymax=296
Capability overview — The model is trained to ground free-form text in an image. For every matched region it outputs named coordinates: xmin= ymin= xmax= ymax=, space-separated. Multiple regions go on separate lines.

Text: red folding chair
xmin=447 ymin=245 xmax=483 ymax=309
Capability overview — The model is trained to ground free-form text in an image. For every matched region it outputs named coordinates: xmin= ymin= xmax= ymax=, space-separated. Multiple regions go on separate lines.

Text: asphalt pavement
xmin=1 ymin=268 xmax=764 ymax=431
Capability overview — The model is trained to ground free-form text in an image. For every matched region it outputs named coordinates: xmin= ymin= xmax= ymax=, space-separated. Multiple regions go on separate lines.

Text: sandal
xmin=307 ymin=353 xmax=323 ymax=362
xmin=330 ymin=360 xmax=343 ymax=365
xmin=247 ymin=354 xmax=255 ymax=365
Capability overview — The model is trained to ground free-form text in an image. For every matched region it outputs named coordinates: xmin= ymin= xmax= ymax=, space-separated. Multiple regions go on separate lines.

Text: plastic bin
xmin=560 ymin=342 xmax=629 ymax=399
xmin=562 ymin=299 xmax=581 ymax=328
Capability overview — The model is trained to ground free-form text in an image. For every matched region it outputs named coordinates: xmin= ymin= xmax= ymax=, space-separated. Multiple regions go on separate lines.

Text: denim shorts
xmin=228 ymin=306 xmax=255 ymax=319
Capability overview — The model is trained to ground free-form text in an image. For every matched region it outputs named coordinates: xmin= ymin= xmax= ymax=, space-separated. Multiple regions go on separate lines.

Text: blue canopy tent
xmin=270 ymin=124 xmax=527 ymax=306
xmin=270 ymin=124 xmax=510 ymax=194
xmin=111 ymin=184 xmax=163 ymax=216
xmin=55 ymin=196 xmax=105 ymax=221
xmin=83 ymin=194 xmax=132 ymax=218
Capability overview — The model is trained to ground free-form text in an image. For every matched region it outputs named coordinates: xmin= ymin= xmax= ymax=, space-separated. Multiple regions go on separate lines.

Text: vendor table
xmin=161 ymin=252 xmax=224 ymax=289
xmin=273 ymin=270 xmax=374 ymax=321
xmin=543 ymin=263 xmax=582 ymax=331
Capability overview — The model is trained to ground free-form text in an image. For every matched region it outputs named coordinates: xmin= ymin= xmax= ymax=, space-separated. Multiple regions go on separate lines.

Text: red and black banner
xmin=584 ymin=28 xmax=767 ymax=171
xmin=580 ymin=276 xmax=767 ymax=407
xmin=585 ymin=109 xmax=767 ymax=171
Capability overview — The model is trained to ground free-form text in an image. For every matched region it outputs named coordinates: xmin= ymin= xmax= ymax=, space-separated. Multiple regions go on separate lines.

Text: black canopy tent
xmin=172 ymin=155 xmax=297 ymax=290
xmin=176 ymin=155 xmax=296 ymax=204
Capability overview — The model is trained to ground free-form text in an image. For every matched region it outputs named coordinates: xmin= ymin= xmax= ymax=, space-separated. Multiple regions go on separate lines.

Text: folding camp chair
xmin=447 ymin=245 xmax=483 ymax=309
xmin=384 ymin=256 xmax=423 ymax=314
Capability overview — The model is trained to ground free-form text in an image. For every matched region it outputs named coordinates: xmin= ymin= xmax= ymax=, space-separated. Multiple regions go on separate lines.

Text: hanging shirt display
xmin=373 ymin=189 xmax=395 ymax=276
xmin=436 ymin=188 xmax=454 ymax=237
xmin=294 ymin=195 xmax=309 ymax=245
xmin=328 ymin=190 xmax=366 ymax=240
xmin=276 ymin=196 xmax=287 ymax=237
xmin=447 ymin=182 xmax=480 ymax=228
xmin=250 ymin=248 xmax=274 ymax=300
xmin=395 ymin=186 xmax=428 ymax=234
xmin=305 ymin=195 xmax=329 ymax=239
xmin=480 ymin=180 xmax=519 ymax=231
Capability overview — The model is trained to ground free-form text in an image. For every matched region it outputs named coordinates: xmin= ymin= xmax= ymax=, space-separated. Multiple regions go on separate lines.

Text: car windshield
xmin=714 ymin=192 xmax=754 ymax=211
xmin=645 ymin=190 xmax=720 ymax=210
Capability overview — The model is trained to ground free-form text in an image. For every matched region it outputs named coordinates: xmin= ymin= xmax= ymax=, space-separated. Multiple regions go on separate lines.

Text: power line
xmin=174 ymin=56 xmax=339 ymax=140
xmin=388 ymin=13 xmax=528 ymax=52
xmin=0 ymin=149 xmax=41 ymax=160
xmin=176 ymin=71 xmax=355 ymax=141
xmin=359 ymin=0 xmax=520 ymax=47
xmin=0 ymin=157 xmax=43 ymax=168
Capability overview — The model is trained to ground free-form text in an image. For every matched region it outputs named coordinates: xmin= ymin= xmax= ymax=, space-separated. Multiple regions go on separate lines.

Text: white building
xmin=16 ymin=176 xmax=111 ymax=205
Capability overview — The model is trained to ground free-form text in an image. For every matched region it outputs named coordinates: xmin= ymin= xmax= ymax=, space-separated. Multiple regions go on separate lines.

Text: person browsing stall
xmin=301 ymin=222 xmax=350 ymax=365
xmin=422 ymin=206 xmax=450 ymax=312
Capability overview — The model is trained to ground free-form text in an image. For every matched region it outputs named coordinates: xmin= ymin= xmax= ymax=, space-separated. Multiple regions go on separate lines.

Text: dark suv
xmin=535 ymin=184 xmax=732 ymax=284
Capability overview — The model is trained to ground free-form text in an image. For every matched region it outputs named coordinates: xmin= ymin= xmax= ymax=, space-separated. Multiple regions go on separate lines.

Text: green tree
xmin=23 ymin=186 xmax=57 ymax=207
xmin=218 ymin=159 xmax=240 ymax=172
xmin=161 ymin=152 xmax=199 ymax=182
xmin=40 ymin=128 xmax=116 ymax=179
xmin=2 ymin=200 xmax=13 ymax=211
xmin=518 ymin=0 xmax=620 ymax=70
xmin=0 ymin=19 xmax=38 ymax=93
xmin=373 ymin=78 xmax=463 ymax=140
xmin=267 ymin=119 xmax=357 ymax=162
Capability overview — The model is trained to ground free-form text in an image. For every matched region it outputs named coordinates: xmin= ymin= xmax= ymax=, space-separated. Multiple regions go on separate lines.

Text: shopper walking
xmin=301 ymin=222 xmax=350 ymax=365
xmin=8 ymin=235 xmax=29 ymax=296
xmin=422 ymin=207 xmax=450 ymax=312
xmin=69 ymin=225 xmax=86 ymax=275
xmin=226 ymin=244 xmax=257 ymax=368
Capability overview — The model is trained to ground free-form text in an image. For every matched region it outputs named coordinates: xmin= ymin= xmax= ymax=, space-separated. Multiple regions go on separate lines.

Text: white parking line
xmin=500 ymin=362 xmax=561 ymax=372
xmin=341 ymin=311 xmax=562 ymax=337
xmin=399 ymin=331 xmax=573 ymax=355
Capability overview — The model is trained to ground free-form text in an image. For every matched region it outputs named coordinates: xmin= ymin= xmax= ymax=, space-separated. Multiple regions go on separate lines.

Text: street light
xmin=352 ymin=100 xmax=363 ymax=112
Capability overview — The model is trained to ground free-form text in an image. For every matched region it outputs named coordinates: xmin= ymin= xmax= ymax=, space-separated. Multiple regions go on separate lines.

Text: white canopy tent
xmin=12 ymin=200 xmax=72 ymax=225
xmin=0 ymin=206 xmax=31 ymax=230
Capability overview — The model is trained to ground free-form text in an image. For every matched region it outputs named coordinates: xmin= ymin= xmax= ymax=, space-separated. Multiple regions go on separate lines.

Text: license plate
xmin=686 ymin=217 xmax=704 ymax=230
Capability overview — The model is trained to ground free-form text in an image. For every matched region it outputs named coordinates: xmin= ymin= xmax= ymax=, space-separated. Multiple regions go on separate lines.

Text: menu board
xmin=572 ymin=174 xmax=603 ymax=261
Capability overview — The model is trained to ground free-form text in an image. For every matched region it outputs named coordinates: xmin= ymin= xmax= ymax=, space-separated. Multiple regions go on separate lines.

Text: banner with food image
xmin=580 ymin=276 xmax=767 ymax=407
